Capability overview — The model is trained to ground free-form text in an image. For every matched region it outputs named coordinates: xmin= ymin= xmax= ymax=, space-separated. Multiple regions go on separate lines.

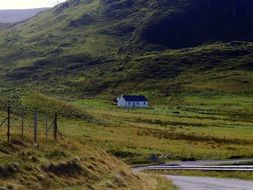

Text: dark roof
xmin=122 ymin=95 xmax=148 ymax=102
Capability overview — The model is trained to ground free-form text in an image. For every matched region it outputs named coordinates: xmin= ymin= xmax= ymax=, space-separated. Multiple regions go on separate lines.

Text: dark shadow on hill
xmin=139 ymin=0 xmax=253 ymax=49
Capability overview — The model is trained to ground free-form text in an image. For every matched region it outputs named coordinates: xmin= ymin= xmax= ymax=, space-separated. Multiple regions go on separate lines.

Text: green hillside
xmin=0 ymin=0 xmax=252 ymax=98
xmin=0 ymin=1 xmax=252 ymax=187
xmin=0 ymin=0 xmax=251 ymax=165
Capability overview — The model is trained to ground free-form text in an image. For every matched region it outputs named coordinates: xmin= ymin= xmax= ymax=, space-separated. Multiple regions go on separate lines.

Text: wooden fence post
xmin=7 ymin=106 xmax=10 ymax=142
xmin=46 ymin=115 xmax=48 ymax=143
xmin=34 ymin=111 xmax=38 ymax=145
xmin=53 ymin=113 xmax=58 ymax=141
xmin=21 ymin=111 xmax=24 ymax=140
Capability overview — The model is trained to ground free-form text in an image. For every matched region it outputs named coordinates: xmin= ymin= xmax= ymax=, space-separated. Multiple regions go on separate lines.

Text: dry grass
xmin=0 ymin=126 xmax=175 ymax=190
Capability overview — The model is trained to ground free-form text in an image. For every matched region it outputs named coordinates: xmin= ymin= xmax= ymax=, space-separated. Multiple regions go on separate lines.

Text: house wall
xmin=117 ymin=97 xmax=127 ymax=107
xmin=117 ymin=97 xmax=148 ymax=108
xmin=131 ymin=101 xmax=148 ymax=108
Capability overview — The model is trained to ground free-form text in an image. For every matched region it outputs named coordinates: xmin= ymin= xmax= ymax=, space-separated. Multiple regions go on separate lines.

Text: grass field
xmin=1 ymin=89 xmax=251 ymax=165
xmin=0 ymin=89 xmax=252 ymax=163
xmin=64 ymin=92 xmax=253 ymax=165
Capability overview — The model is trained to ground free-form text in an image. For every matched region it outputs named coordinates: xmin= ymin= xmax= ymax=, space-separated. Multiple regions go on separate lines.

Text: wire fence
xmin=0 ymin=106 xmax=63 ymax=145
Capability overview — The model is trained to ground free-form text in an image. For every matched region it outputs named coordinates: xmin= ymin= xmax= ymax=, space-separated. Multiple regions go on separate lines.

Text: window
xmin=137 ymin=102 xmax=139 ymax=105
xmin=143 ymin=102 xmax=146 ymax=105
xmin=128 ymin=102 xmax=131 ymax=105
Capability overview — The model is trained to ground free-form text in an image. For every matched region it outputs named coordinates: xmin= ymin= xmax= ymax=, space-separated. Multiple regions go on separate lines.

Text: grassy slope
xmin=0 ymin=137 xmax=175 ymax=190
xmin=0 ymin=0 xmax=252 ymax=185
xmin=0 ymin=0 xmax=252 ymax=98
xmin=2 ymin=41 xmax=253 ymax=98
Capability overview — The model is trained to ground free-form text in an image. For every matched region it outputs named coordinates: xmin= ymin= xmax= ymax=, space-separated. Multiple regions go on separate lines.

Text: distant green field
xmin=48 ymin=92 xmax=253 ymax=165
xmin=69 ymin=94 xmax=253 ymax=164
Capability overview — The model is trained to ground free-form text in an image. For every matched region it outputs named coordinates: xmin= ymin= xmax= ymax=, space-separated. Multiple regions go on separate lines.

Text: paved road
xmin=166 ymin=158 xmax=253 ymax=166
xmin=135 ymin=159 xmax=253 ymax=172
xmin=134 ymin=159 xmax=253 ymax=190
xmin=142 ymin=165 xmax=253 ymax=171
xmin=165 ymin=175 xmax=253 ymax=190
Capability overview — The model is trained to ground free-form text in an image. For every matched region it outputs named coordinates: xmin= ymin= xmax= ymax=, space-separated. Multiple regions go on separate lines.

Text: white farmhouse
xmin=117 ymin=95 xmax=148 ymax=108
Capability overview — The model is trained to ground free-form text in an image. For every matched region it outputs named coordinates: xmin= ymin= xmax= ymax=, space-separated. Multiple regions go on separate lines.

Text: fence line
xmin=0 ymin=106 xmax=62 ymax=144
xmin=34 ymin=111 xmax=38 ymax=145
xmin=21 ymin=111 xmax=24 ymax=140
